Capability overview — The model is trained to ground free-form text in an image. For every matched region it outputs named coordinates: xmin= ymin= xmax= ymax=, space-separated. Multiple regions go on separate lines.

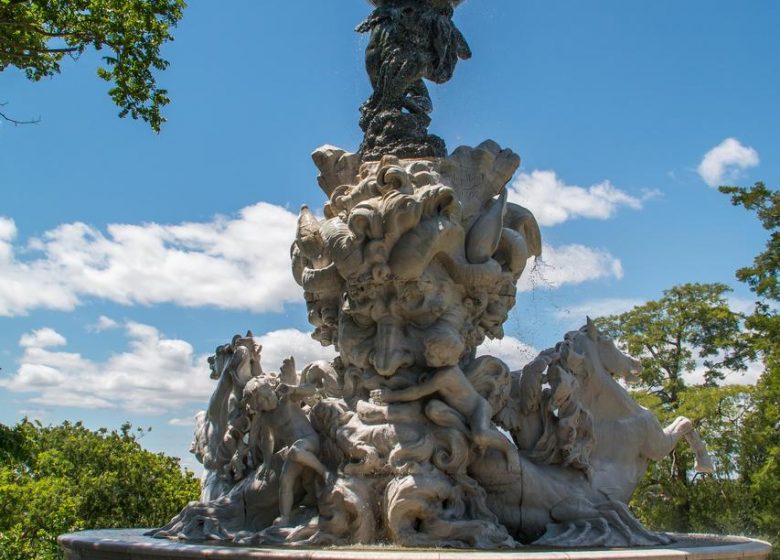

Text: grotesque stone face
xmin=340 ymin=273 xmax=468 ymax=377
xmin=292 ymin=141 xmax=542 ymax=386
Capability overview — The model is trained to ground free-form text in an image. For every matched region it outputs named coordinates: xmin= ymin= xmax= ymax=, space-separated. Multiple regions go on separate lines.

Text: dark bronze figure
xmin=357 ymin=0 xmax=471 ymax=160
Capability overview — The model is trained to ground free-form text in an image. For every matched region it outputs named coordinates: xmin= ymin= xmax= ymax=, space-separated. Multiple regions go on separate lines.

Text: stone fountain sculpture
xmin=148 ymin=0 xmax=719 ymax=549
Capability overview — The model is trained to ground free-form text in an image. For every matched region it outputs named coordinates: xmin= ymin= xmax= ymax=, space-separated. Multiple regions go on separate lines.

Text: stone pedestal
xmin=59 ymin=529 xmax=773 ymax=560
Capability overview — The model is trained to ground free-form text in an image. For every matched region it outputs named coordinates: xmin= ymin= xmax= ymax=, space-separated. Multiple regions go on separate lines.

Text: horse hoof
xmin=695 ymin=457 xmax=715 ymax=473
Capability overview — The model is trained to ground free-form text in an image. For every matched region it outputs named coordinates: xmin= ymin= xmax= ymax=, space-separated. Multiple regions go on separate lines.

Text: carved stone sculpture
xmin=149 ymin=140 xmax=716 ymax=549
xmin=144 ymin=1 xmax=723 ymax=552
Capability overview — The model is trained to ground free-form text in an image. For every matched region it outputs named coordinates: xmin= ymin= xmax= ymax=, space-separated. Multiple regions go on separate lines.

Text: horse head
xmin=564 ymin=318 xmax=641 ymax=384
xmin=206 ymin=331 xmax=263 ymax=394
xmin=226 ymin=331 xmax=263 ymax=387
xmin=207 ymin=342 xmax=233 ymax=380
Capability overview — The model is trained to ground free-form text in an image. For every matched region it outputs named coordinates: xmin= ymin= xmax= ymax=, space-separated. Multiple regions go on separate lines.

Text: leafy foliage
xmin=0 ymin=420 xmax=199 ymax=559
xmin=0 ymin=0 xmax=186 ymax=131
xmin=595 ymin=283 xmax=749 ymax=405
xmin=720 ymin=182 xmax=780 ymax=303
xmin=629 ymin=385 xmax=754 ymax=532
xmin=720 ymin=182 xmax=780 ymax=549
xmin=596 ymin=183 xmax=779 ymax=557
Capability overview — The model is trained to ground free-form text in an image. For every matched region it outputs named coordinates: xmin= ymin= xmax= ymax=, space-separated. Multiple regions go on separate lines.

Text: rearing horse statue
xmin=191 ymin=332 xmax=263 ymax=501
xmin=478 ymin=318 xmax=715 ymax=546
xmin=562 ymin=318 xmax=714 ymax=503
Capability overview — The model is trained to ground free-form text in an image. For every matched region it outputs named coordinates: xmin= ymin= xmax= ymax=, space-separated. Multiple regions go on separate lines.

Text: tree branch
xmin=0 ymin=21 xmax=91 ymax=41
xmin=0 ymin=103 xmax=40 ymax=125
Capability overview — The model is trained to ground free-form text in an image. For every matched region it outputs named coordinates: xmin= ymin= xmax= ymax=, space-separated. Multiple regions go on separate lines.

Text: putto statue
xmin=357 ymin=0 xmax=471 ymax=160
xmin=149 ymin=141 xmax=715 ymax=548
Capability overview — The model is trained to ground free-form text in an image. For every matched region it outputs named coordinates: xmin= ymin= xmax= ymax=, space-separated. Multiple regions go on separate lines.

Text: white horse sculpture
xmin=481 ymin=319 xmax=715 ymax=545
xmin=560 ymin=318 xmax=714 ymax=503
xmin=191 ymin=332 xmax=263 ymax=501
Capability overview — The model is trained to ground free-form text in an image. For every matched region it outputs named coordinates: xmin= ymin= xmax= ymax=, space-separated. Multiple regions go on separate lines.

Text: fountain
xmin=59 ymin=2 xmax=772 ymax=559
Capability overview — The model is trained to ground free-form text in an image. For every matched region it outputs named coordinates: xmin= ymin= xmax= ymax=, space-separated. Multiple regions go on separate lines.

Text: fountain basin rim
xmin=58 ymin=529 xmax=772 ymax=560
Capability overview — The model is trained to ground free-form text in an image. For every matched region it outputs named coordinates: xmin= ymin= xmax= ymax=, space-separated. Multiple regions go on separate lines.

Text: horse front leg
xmin=662 ymin=416 xmax=714 ymax=474
xmin=683 ymin=426 xmax=714 ymax=473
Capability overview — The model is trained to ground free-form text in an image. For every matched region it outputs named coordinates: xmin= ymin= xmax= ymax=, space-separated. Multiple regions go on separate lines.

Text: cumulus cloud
xmin=697 ymin=138 xmax=759 ymax=188
xmin=508 ymin=170 xmax=658 ymax=227
xmin=683 ymin=359 xmax=764 ymax=386
xmin=168 ymin=417 xmax=197 ymax=427
xmin=0 ymin=217 xmax=16 ymax=261
xmin=555 ymin=298 xmax=644 ymax=326
xmin=518 ymin=244 xmax=623 ymax=292
xmin=1 ymin=324 xmax=336 ymax=415
xmin=0 ymin=194 xmax=631 ymax=318
xmin=1 ymin=323 xmax=212 ymax=414
xmin=726 ymin=297 xmax=758 ymax=316
xmin=19 ymin=327 xmax=67 ymax=348
xmin=477 ymin=335 xmax=538 ymax=371
xmin=88 ymin=315 xmax=120 ymax=333
xmin=0 ymin=218 xmax=79 ymax=315
xmin=18 ymin=409 xmax=49 ymax=422
xmin=254 ymin=328 xmax=337 ymax=372
xmin=0 ymin=203 xmax=301 ymax=317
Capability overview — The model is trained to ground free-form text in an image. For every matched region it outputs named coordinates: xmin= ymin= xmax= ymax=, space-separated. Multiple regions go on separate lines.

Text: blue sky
xmin=1 ymin=1 xmax=777 ymax=471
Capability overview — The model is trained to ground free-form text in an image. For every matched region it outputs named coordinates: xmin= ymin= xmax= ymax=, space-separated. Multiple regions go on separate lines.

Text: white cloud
xmin=726 ymin=296 xmax=756 ymax=316
xmin=683 ymin=359 xmax=764 ymax=386
xmin=0 ymin=202 xmax=301 ymax=317
xmin=254 ymin=328 xmax=337 ymax=373
xmin=0 ymin=195 xmax=632 ymax=318
xmin=19 ymin=327 xmax=67 ymax=348
xmin=2 ymin=322 xmax=213 ymax=414
xmin=518 ymin=244 xmax=623 ymax=292
xmin=169 ymin=416 xmax=197 ymax=427
xmin=697 ymin=138 xmax=759 ymax=188
xmin=0 ymin=218 xmax=79 ymax=315
xmin=555 ymin=298 xmax=644 ymax=326
xmin=18 ymin=408 xmax=48 ymax=422
xmin=508 ymin=170 xmax=658 ymax=227
xmin=477 ymin=335 xmax=539 ymax=371
xmin=88 ymin=315 xmax=119 ymax=333
xmin=1 ymin=324 xmax=336 ymax=415
xmin=0 ymin=217 xmax=16 ymax=262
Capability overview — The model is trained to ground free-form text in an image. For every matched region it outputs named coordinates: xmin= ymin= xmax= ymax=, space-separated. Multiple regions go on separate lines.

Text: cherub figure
xmin=217 ymin=412 xmax=253 ymax=482
xmin=242 ymin=376 xmax=330 ymax=525
xmin=370 ymin=365 xmax=519 ymax=470
xmin=494 ymin=349 xmax=559 ymax=454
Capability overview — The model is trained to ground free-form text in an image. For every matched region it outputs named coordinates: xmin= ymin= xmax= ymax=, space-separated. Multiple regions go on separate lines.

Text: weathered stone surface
xmin=144 ymin=142 xmax=732 ymax=550
xmin=59 ymin=529 xmax=774 ymax=560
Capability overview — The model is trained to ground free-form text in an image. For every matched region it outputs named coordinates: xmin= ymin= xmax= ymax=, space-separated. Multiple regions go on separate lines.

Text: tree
xmin=595 ymin=283 xmax=749 ymax=407
xmin=720 ymin=182 xmax=780 ymax=546
xmin=0 ymin=0 xmax=186 ymax=131
xmin=720 ymin=183 xmax=780 ymax=304
xmin=594 ymin=283 xmax=750 ymax=530
xmin=0 ymin=419 xmax=200 ymax=559
xmin=628 ymin=384 xmax=754 ymax=534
